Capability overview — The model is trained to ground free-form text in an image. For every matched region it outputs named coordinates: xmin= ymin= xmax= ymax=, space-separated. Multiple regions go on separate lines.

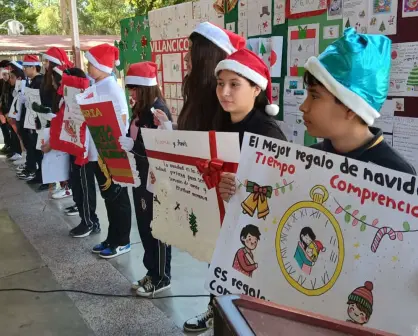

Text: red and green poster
xmin=78 ymin=97 xmax=140 ymax=187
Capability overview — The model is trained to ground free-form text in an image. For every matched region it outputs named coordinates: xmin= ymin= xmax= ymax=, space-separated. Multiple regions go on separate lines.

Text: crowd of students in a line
xmin=0 ymin=22 xmax=415 ymax=333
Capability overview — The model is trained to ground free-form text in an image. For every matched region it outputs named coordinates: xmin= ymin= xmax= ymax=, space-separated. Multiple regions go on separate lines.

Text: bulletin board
xmin=119 ymin=0 xmax=418 ymax=169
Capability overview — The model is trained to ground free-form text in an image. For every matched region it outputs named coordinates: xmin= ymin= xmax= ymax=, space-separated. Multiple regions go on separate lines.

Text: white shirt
xmin=87 ymin=76 xmax=129 ymax=162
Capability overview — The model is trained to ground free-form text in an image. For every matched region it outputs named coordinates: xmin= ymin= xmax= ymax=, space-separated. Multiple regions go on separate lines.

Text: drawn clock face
xmin=275 ymin=185 xmax=344 ymax=296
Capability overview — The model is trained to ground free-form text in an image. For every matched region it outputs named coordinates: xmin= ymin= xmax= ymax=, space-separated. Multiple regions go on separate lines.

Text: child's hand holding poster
xmin=206 ymin=132 xmax=418 ymax=335
xmin=141 ymin=129 xmax=240 ymax=262
xmin=76 ymin=87 xmax=140 ymax=187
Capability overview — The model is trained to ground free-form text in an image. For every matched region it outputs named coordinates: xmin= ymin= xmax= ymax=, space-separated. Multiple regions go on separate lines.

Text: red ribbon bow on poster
xmin=146 ymin=131 xmax=238 ymax=223
xmin=253 ymin=185 xmax=269 ymax=201
xmin=196 ymin=158 xmax=224 ymax=189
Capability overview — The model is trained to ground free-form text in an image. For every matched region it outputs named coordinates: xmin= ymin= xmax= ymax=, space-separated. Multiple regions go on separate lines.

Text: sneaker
xmin=183 ymin=305 xmax=214 ymax=332
xmin=52 ymin=186 xmax=72 ymax=199
xmin=136 ymin=279 xmax=171 ymax=297
xmin=6 ymin=152 xmax=14 ymax=159
xmin=65 ymin=205 xmax=79 ymax=216
xmin=98 ymin=244 xmax=131 ymax=259
xmin=37 ymin=183 xmax=49 ymax=190
xmin=0 ymin=146 xmax=11 ymax=154
xmin=70 ymin=222 xmax=101 ymax=238
xmin=131 ymin=275 xmax=152 ymax=290
xmin=92 ymin=241 xmax=110 ymax=254
xmin=18 ymin=171 xmax=36 ymax=181
xmin=14 ymin=159 xmax=25 ymax=166
xmin=9 ymin=153 xmax=22 ymax=161
xmin=15 ymin=164 xmax=26 ymax=172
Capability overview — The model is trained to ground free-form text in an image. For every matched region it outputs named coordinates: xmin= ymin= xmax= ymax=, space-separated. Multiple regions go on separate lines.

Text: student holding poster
xmin=84 ymin=44 xmax=132 ymax=259
xmin=219 ymin=28 xmax=415 ymax=200
xmin=118 ymin=62 xmax=173 ymax=296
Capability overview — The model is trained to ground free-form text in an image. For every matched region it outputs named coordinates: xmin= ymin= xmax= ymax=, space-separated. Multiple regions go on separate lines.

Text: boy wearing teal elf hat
xmin=302 ymin=28 xmax=415 ymax=174
xmin=217 ymin=28 xmax=415 ymax=204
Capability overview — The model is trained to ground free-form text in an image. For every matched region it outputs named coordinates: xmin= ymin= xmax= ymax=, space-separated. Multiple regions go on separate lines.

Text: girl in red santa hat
xmin=83 ymin=43 xmax=132 ymax=259
xmin=118 ymin=61 xmax=172 ymax=297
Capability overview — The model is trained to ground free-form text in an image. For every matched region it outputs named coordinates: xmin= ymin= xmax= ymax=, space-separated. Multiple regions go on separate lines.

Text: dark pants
xmin=93 ymin=161 xmax=132 ymax=247
xmin=26 ymin=130 xmax=43 ymax=174
xmin=133 ymin=185 xmax=171 ymax=284
xmin=9 ymin=125 xmax=22 ymax=155
xmin=71 ymin=158 xmax=98 ymax=227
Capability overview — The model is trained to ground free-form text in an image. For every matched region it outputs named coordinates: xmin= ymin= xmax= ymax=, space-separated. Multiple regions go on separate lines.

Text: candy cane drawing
xmin=371 ymin=227 xmax=396 ymax=253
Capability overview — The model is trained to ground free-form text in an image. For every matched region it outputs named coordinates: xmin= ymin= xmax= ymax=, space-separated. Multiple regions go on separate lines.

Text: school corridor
xmin=0 ymin=150 xmax=211 ymax=335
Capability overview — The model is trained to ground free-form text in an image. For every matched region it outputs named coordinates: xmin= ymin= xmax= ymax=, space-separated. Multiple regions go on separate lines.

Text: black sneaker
xmin=65 ymin=205 xmax=79 ymax=216
xmin=18 ymin=171 xmax=36 ymax=181
xmin=70 ymin=222 xmax=101 ymax=238
xmin=131 ymin=275 xmax=152 ymax=290
xmin=183 ymin=305 xmax=214 ymax=332
xmin=37 ymin=183 xmax=49 ymax=191
xmin=136 ymin=279 xmax=171 ymax=297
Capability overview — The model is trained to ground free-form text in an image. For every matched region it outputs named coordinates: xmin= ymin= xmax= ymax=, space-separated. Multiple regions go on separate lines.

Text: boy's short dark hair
xmin=303 ymin=70 xmax=367 ymax=125
xmin=11 ymin=68 xmax=25 ymax=79
xmin=240 ymin=224 xmax=261 ymax=244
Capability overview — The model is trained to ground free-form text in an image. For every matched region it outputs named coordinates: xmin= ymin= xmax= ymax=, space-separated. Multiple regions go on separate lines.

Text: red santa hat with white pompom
xmin=215 ymin=48 xmax=279 ymax=116
xmin=85 ymin=43 xmax=120 ymax=74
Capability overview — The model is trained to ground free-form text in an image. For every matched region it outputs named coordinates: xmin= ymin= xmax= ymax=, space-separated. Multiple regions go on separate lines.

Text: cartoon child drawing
xmin=347 ymin=281 xmax=374 ymax=325
xmin=294 ymin=227 xmax=326 ymax=275
xmin=232 ymin=225 xmax=261 ymax=277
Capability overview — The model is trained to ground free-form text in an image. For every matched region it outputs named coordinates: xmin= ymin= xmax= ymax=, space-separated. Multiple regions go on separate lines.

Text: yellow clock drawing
xmin=276 ymin=185 xmax=344 ymax=296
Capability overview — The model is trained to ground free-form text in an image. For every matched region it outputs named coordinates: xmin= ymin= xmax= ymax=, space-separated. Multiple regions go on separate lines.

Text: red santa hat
xmin=43 ymin=47 xmax=73 ymax=68
xmin=313 ymin=240 xmax=326 ymax=253
xmin=193 ymin=22 xmax=246 ymax=55
xmin=215 ymin=49 xmax=279 ymax=116
xmin=23 ymin=55 xmax=41 ymax=66
xmin=125 ymin=62 xmax=158 ymax=86
xmin=53 ymin=65 xmax=65 ymax=76
xmin=85 ymin=43 xmax=120 ymax=74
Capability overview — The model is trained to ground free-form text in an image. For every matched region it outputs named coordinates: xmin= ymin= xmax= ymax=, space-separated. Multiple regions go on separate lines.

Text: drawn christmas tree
xmin=189 ymin=210 xmax=198 ymax=236
xmin=379 ymin=21 xmax=386 ymax=32
xmin=345 ymin=18 xmax=351 ymax=28
xmin=259 ymin=41 xmax=267 ymax=55
xmin=298 ymin=44 xmax=302 ymax=52
xmin=407 ymin=63 xmax=418 ymax=90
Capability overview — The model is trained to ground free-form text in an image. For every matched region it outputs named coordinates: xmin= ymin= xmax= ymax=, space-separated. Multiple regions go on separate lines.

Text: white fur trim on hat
xmin=215 ymin=59 xmax=268 ymax=90
xmin=125 ymin=76 xmax=157 ymax=86
xmin=85 ymin=51 xmax=113 ymax=74
xmin=53 ymin=67 xmax=63 ymax=76
xmin=305 ymin=57 xmax=380 ymax=126
xmin=194 ymin=22 xmax=236 ymax=55
xmin=265 ymin=104 xmax=279 ymax=116
xmin=115 ymin=60 xmax=120 ymax=66
xmin=22 ymin=62 xmax=41 ymax=66
xmin=43 ymin=54 xmax=62 ymax=65
xmin=10 ymin=61 xmax=23 ymax=70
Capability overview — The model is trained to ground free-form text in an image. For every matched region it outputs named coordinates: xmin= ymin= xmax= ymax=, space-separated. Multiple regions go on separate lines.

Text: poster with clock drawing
xmin=207 ymin=133 xmax=418 ymax=336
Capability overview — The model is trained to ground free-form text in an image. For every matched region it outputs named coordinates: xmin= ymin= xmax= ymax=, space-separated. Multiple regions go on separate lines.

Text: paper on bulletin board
xmin=273 ymin=0 xmax=286 ymax=25
xmin=206 ymin=132 xmax=418 ymax=336
xmin=141 ymin=128 xmax=240 ymax=262
xmin=327 ymin=0 xmax=343 ymax=20
xmin=393 ymin=116 xmax=418 ymax=172
xmin=323 ymin=25 xmax=340 ymax=39
xmin=367 ymin=0 xmax=398 ymax=35
xmin=343 ymin=0 xmax=368 ymax=34
xmin=287 ymin=24 xmax=320 ymax=77
xmin=388 ymin=42 xmax=418 ymax=97
xmin=288 ymin=0 xmax=327 ymax=16
xmin=247 ymin=0 xmax=272 ymax=37
xmin=373 ymin=99 xmax=395 ymax=134
xmin=402 ymin=0 xmax=418 ymax=17
xmin=237 ymin=0 xmax=248 ymax=38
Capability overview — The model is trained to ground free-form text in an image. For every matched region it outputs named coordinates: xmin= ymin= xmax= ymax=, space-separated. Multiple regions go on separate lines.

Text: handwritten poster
xmin=273 ymin=0 xmax=286 ymax=26
xmin=76 ymin=88 xmax=140 ymax=187
xmin=42 ymin=128 xmax=70 ymax=184
xmin=389 ymin=42 xmax=418 ymax=97
xmin=367 ymin=0 xmax=398 ymax=35
xmin=238 ymin=0 xmax=248 ymax=38
xmin=8 ymin=80 xmax=25 ymax=121
xmin=23 ymin=88 xmax=41 ymax=130
xmin=373 ymin=99 xmax=395 ymax=134
xmin=343 ymin=0 xmax=368 ymax=34
xmin=142 ymin=129 xmax=240 ymax=262
xmin=287 ymin=24 xmax=320 ymax=77
xmin=207 ymin=133 xmax=418 ymax=336
xmin=402 ymin=0 xmax=418 ymax=17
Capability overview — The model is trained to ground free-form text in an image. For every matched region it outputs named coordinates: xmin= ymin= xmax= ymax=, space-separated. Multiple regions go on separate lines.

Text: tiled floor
xmin=0 ymin=152 xmax=211 ymax=335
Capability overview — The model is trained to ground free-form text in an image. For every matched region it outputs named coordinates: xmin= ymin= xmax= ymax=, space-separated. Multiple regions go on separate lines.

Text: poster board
xmin=76 ymin=87 xmax=140 ymax=187
xmin=207 ymin=133 xmax=418 ymax=336
xmin=142 ymin=129 xmax=240 ymax=262
xmin=23 ymin=88 xmax=41 ymax=130
xmin=42 ymin=128 xmax=70 ymax=184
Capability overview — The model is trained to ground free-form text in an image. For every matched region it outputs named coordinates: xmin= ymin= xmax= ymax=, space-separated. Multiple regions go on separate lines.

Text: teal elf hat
xmin=304 ymin=28 xmax=391 ymax=126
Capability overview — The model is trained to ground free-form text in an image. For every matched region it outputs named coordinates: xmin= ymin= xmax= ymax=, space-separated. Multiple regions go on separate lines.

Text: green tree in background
xmin=0 ymin=0 xmax=39 ymax=34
